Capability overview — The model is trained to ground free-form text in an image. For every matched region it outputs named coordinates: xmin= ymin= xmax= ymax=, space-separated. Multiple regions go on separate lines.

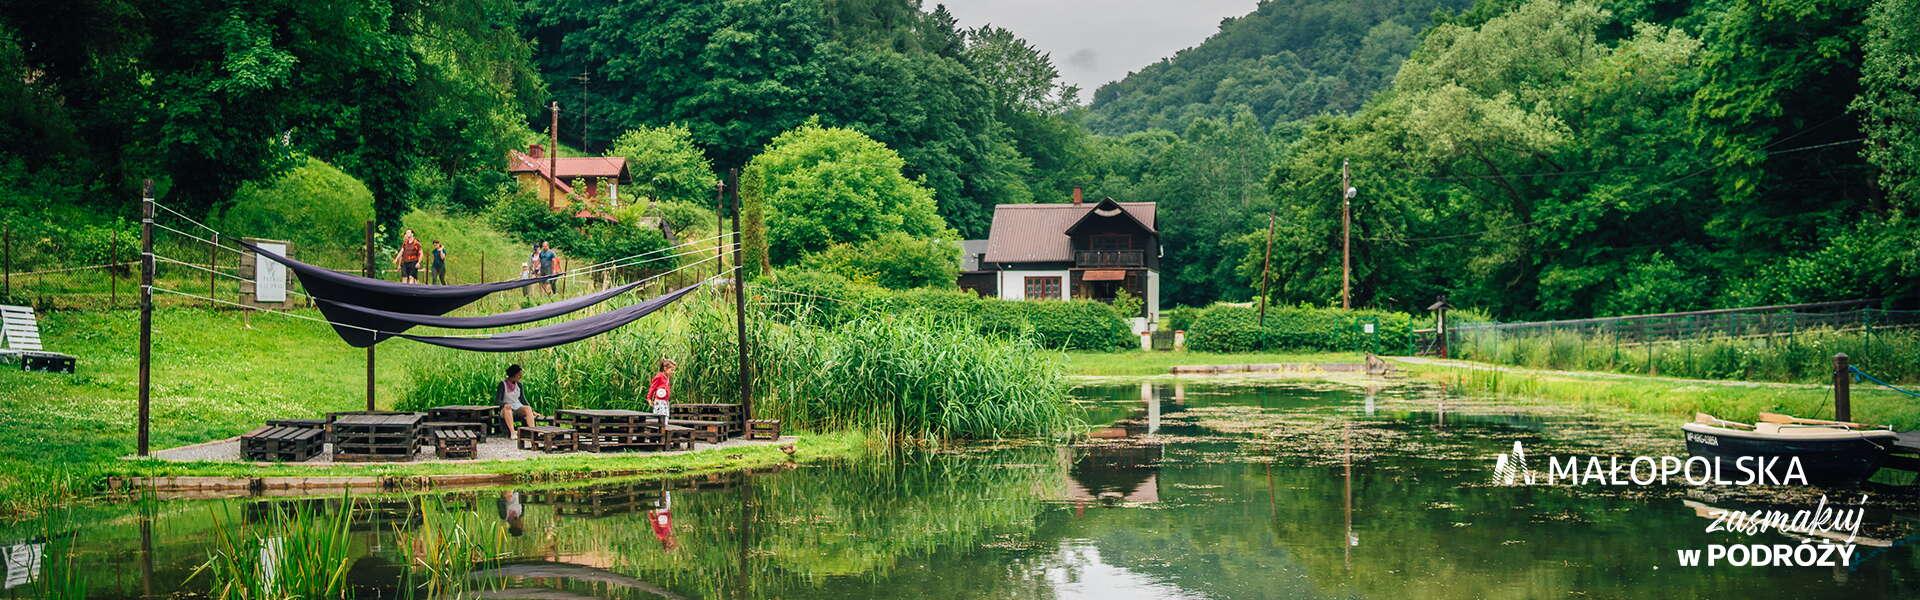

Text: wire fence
xmin=1416 ymin=300 xmax=1920 ymax=383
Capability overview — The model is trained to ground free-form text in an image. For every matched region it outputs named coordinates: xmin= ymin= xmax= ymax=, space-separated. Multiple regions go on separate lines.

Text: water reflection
xmin=8 ymin=381 xmax=1920 ymax=599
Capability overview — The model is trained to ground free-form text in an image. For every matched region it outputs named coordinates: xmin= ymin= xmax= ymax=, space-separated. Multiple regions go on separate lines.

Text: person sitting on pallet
xmin=649 ymin=358 xmax=677 ymax=416
xmin=497 ymin=364 xmax=544 ymax=439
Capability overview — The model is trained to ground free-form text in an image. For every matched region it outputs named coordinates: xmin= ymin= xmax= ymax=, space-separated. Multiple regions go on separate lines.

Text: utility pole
xmin=548 ymin=101 xmax=560 ymax=209
xmin=1341 ymin=159 xmax=1353 ymax=310
xmin=728 ymin=168 xmax=752 ymax=430
xmin=1258 ymin=212 xmax=1275 ymax=326
xmin=137 ymin=180 xmax=154 ymax=456
xmin=364 ymin=221 xmax=376 ymax=411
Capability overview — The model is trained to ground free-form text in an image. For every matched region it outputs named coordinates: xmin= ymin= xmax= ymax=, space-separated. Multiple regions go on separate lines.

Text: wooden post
xmin=138 ymin=180 xmax=154 ymax=456
xmin=1341 ymin=159 xmax=1352 ymax=310
xmin=3 ymin=224 xmax=10 ymax=301
xmin=208 ymin=232 xmax=218 ymax=309
xmin=1833 ymin=353 xmax=1851 ymax=422
xmin=480 ymin=253 xmax=485 ymax=284
xmin=715 ymin=178 xmax=727 ymax=280
xmin=729 ymin=168 xmax=752 ymax=428
xmin=548 ymin=101 xmax=560 ymax=210
xmin=109 ymin=241 xmax=117 ymax=309
xmin=1258 ymin=212 xmax=1275 ymax=327
xmin=364 ymin=220 xmax=376 ymax=411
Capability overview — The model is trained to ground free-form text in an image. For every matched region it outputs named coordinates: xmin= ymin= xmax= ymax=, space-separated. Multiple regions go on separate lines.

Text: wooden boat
xmin=1682 ymin=413 xmax=1899 ymax=486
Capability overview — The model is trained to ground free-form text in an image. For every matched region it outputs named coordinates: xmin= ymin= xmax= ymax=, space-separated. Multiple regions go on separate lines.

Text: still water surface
xmin=5 ymin=381 xmax=1917 ymax=598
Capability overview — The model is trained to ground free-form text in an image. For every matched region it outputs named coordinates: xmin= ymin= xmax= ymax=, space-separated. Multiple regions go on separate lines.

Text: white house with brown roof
xmin=960 ymin=193 xmax=1161 ymax=325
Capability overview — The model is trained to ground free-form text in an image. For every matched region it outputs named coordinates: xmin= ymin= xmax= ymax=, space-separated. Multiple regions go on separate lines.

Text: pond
xmin=6 ymin=380 xmax=1918 ymax=598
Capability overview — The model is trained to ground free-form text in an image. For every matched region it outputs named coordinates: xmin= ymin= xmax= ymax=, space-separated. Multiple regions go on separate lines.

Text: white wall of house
xmin=996 ymin=270 xmax=1070 ymax=301
xmin=1147 ymin=269 xmax=1161 ymax=323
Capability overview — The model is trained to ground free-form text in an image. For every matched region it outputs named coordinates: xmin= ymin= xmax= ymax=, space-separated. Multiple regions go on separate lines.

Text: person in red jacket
xmin=648 ymin=358 xmax=677 ymax=416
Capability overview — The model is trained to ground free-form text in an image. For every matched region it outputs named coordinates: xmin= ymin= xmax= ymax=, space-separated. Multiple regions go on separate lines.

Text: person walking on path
xmin=430 ymin=240 xmax=449 ymax=285
xmin=537 ymin=241 xmax=558 ymax=294
xmin=394 ymin=229 xmax=423 ymax=284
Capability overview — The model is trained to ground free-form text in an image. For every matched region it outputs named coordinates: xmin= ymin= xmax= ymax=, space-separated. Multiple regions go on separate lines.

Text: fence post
xmin=480 ymin=254 xmax=485 ymax=284
xmin=208 ymin=232 xmax=218 ymax=309
xmin=2 ymin=224 xmax=9 ymax=302
xmin=1833 ymin=353 xmax=1851 ymax=422
xmin=138 ymin=181 xmax=154 ymax=456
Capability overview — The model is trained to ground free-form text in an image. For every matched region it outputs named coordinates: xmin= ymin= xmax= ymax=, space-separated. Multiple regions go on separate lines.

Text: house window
xmin=1024 ymin=276 xmax=1061 ymax=300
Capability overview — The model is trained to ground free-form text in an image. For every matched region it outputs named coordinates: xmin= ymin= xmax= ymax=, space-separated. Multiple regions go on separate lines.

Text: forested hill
xmin=1084 ymin=0 xmax=1471 ymax=134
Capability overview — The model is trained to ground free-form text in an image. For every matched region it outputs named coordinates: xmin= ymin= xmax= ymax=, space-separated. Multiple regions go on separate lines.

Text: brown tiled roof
xmin=983 ymin=201 xmax=1156 ymax=263
xmin=507 ymin=152 xmax=632 ymax=182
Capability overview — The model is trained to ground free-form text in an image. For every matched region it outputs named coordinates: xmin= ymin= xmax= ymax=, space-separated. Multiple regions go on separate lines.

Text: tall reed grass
xmin=1452 ymin=327 xmax=1920 ymax=384
xmin=399 ymin=292 xmax=1077 ymax=441
xmin=191 ymin=498 xmax=357 ymax=599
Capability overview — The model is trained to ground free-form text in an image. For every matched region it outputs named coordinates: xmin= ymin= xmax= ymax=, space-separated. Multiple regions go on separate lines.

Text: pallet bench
xmin=669 ymin=419 xmax=730 ymax=444
xmin=559 ymin=409 xmax=691 ymax=452
xmin=421 ymin=421 xmax=489 ymax=444
xmin=432 ymin=428 xmax=480 ymax=459
xmin=671 ymin=403 xmax=742 ymax=436
xmin=428 ymin=404 xmax=506 ymax=436
xmin=747 ymin=419 xmax=782 ymax=441
xmin=2 ymin=305 xmax=77 ymax=373
xmin=516 ymin=425 xmax=576 ymax=453
xmin=331 ymin=413 xmax=422 ymax=462
xmin=241 ymin=425 xmax=324 ymax=462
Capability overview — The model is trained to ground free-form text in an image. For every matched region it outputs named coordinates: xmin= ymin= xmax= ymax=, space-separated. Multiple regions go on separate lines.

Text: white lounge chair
xmin=1 ymin=304 xmax=76 ymax=372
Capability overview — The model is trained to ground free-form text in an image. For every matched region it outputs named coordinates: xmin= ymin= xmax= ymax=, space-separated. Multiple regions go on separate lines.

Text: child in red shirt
xmin=648 ymin=358 xmax=676 ymax=416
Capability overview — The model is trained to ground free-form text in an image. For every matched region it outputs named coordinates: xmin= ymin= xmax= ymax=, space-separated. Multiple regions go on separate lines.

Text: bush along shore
xmin=1449 ymin=327 xmax=1920 ymax=384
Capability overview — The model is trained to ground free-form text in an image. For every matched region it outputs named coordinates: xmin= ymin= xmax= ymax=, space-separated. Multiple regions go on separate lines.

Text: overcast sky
xmin=941 ymin=0 xmax=1261 ymax=99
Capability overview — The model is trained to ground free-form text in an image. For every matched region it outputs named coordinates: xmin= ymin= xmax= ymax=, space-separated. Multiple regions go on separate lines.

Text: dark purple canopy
xmin=239 ymin=239 xmax=553 ymax=347
xmin=398 ymin=283 xmax=704 ymax=352
xmin=317 ymin=279 xmax=646 ymax=331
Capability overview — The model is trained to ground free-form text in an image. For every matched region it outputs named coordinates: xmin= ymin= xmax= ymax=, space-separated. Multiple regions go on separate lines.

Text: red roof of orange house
xmin=983 ymin=199 xmax=1156 ymax=263
xmin=507 ymin=151 xmax=633 ymax=188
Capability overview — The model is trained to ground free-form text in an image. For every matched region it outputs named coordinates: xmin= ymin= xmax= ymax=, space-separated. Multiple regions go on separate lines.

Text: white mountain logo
xmin=1491 ymin=441 xmax=1536 ymax=486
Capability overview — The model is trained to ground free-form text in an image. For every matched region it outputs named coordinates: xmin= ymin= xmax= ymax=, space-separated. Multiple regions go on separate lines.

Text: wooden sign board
xmin=239 ymin=238 xmax=294 ymax=309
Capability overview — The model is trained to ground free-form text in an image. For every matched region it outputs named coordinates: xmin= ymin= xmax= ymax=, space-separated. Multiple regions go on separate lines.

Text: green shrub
xmin=1161 ymin=306 xmax=1198 ymax=332
xmin=212 ymin=157 xmax=374 ymax=256
xmin=799 ymin=232 xmax=959 ymax=290
xmin=1024 ymin=300 xmax=1134 ymax=351
xmin=1186 ymin=303 xmax=1414 ymax=354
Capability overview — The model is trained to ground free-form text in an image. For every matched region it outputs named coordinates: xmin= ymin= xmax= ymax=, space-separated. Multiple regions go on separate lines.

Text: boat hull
xmin=1682 ymin=425 xmax=1893 ymax=486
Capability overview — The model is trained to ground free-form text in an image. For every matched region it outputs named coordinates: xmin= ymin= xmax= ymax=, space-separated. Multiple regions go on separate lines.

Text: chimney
xmin=1072 ymin=187 xmax=1083 ymax=206
xmin=528 ymin=143 xmax=544 ymax=158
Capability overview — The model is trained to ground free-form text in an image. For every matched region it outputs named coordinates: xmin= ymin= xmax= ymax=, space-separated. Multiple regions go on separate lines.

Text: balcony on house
xmin=1075 ymin=249 xmax=1145 ymax=267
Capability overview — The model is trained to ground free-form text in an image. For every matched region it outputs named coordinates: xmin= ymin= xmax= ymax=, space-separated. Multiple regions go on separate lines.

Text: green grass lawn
xmin=1061 ymin=350 xmax=1363 ymax=376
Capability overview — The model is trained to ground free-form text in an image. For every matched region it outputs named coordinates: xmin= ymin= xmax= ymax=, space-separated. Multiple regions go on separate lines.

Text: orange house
xmin=506 ymin=144 xmax=633 ymax=211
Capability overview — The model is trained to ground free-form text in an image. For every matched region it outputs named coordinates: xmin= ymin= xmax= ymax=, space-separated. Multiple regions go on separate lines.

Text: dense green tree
xmin=741 ymin=122 xmax=949 ymax=268
xmin=1852 ymin=0 xmax=1920 ymax=211
xmin=1085 ymin=0 xmax=1473 ymax=134
xmin=606 ymin=125 xmax=719 ymax=205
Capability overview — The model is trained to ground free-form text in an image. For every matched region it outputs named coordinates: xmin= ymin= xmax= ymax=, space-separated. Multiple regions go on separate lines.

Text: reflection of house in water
xmin=3 ymin=542 xmax=41 ymax=590
xmin=1066 ymin=382 xmax=1167 ymax=505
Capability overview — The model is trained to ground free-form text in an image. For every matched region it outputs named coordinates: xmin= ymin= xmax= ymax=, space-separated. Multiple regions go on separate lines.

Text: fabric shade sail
xmin=238 ymin=239 xmax=553 ymax=347
xmin=399 ymin=282 xmax=705 ymax=352
xmin=317 ymin=279 xmax=646 ymax=331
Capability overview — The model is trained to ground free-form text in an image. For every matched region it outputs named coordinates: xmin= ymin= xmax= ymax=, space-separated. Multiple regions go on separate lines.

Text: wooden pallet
xmin=433 ymin=429 xmax=479 ymax=459
xmin=428 ymin=404 xmax=506 ymax=436
xmin=421 ymin=421 xmax=489 ymax=444
xmin=517 ymin=425 xmax=576 ymax=453
xmin=241 ymin=425 xmax=324 ymax=462
xmin=559 ymin=409 xmax=689 ymax=452
xmin=670 ymin=419 xmax=729 ymax=444
xmin=545 ymin=483 xmax=668 ymax=518
xmin=747 ymin=419 xmax=782 ymax=441
xmin=671 ymin=403 xmax=742 ymax=436
xmin=331 ymin=412 xmax=422 ymax=462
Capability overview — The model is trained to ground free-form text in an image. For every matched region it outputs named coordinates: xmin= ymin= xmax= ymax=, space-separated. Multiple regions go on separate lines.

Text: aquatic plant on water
xmin=191 ymin=498 xmax=356 ymax=599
